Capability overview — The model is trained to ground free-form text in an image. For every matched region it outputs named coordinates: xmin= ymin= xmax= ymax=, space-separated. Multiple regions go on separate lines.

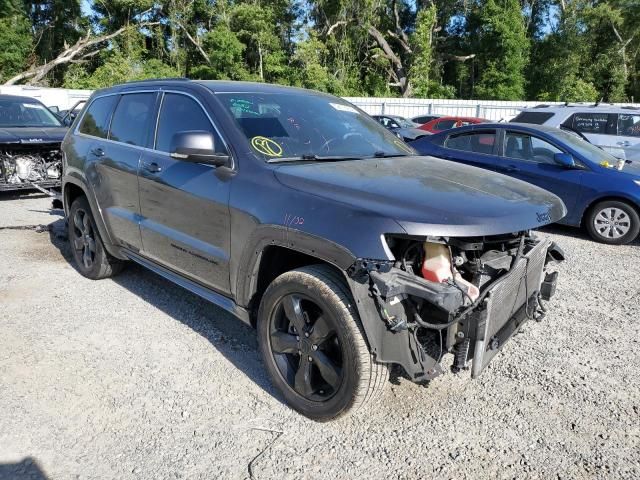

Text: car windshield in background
xmin=553 ymin=129 xmax=620 ymax=165
xmin=216 ymin=93 xmax=415 ymax=161
xmin=394 ymin=117 xmax=418 ymax=128
xmin=0 ymin=99 xmax=62 ymax=128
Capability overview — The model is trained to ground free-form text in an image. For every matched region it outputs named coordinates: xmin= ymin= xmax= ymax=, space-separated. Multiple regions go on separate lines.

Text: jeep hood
xmin=274 ymin=156 xmax=567 ymax=237
xmin=0 ymin=127 xmax=66 ymax=145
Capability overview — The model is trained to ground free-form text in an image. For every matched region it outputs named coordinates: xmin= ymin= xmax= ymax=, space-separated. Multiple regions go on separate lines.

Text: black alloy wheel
xmin=68 ymin=196 xmax=124 ymax=279
xmin=269 ymin=293 xmax=343 ymax=401
xmin=71 ymin=207 xmax=96 ymax=270
xmin=257 ymin=265 xmax=389 ymax=421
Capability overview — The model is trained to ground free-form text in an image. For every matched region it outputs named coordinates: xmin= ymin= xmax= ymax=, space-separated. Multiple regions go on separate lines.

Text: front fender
xmin=235 ymin=225 xmax=356 ymax=308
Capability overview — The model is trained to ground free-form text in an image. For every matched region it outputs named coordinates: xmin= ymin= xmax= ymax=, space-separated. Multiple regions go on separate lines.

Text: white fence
xmin=0 ymin=85 xmax=91 ymax=110
xmin=345 ymin=97 xmax=640 ymax=121
xmin=345 ymin=97 xmax=565 ymax=121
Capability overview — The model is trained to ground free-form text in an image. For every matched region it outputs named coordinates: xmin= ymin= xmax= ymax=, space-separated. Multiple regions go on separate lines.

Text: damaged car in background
xmin=62 ymin=80 xmax=566 ymax=421
xmin=0 ymin=94 xmax=66 ymax=193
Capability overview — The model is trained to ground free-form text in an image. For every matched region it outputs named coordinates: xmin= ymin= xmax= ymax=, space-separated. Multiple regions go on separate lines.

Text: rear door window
xmin=565 ymin=112 xmax=610 ymax=134
xmin=510 ymin=111 xmax=554 ymax=124
xmin=413 ymin=115 xmax=436 ymax=124
xmin=154 ymin=93 xmax=226 ymax=154
xmin=445 ymin=131 xmax=496 ymax=155
xmin=78 ymin=95 xmax=118 ymax=138
xmin=108 ymin=93 xmax=156 ymax=147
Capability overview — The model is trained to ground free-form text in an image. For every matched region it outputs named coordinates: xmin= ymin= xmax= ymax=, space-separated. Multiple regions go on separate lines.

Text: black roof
xmin=91 ymin=78 xmax=337 ymax=98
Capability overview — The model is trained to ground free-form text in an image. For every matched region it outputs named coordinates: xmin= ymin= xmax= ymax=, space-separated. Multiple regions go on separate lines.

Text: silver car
xmin=511 ymin=104 xmax=640 ymax=161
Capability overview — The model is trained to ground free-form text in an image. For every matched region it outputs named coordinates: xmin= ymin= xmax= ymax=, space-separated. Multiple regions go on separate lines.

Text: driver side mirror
xmin=554 ymin=152 xmax=576 ymax=169
xmin=170 ymin=131 xmax=229 ymax=167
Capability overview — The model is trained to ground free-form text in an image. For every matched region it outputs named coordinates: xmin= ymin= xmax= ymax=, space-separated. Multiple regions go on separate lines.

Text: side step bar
xmin=123 ymin=250 xmax=252 ymax=326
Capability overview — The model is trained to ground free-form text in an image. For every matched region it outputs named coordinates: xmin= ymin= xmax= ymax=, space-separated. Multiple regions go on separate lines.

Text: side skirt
xmin=123 ymin=250 xmax=252 ymax=326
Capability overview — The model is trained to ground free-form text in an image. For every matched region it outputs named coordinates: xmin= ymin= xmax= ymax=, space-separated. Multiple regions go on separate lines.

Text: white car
xmin=511 ymin=104 xmax=640 ymax=161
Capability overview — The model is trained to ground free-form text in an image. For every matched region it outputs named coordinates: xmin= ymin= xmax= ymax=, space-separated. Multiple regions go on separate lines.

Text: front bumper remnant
xmin=347 ymin=237 xmax=562 ymax=383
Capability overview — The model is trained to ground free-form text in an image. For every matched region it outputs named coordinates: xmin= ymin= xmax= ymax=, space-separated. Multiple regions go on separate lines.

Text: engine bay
xmin=349 ymin=232 xmax=564 ymax=382
xmin=0 ymin=144 xmax=62 ymax=191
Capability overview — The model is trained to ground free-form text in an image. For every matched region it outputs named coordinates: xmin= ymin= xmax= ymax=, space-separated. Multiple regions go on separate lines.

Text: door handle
xmin=142 ymin=161 xmax=162 ymax=173
xmin=617 ymin=141 xmax=631 ymax=147
xmin=90 ymin=147 xmax=105 ymax=157
xmin=500 ymin=165 xmax=519 ymax=173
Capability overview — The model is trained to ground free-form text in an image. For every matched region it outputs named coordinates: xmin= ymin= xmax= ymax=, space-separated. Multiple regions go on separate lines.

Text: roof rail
xmin=531 ymin=102 xmax=639 ymax=110
xmin=124 ymin=77 xmax=190 ymax=84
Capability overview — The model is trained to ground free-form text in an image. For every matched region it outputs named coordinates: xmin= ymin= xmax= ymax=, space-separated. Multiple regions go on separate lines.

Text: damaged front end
xmin=0 ymin=144 xmax=62 ymax=192
xmin=347 ymin=232 xmax=564 ymax=382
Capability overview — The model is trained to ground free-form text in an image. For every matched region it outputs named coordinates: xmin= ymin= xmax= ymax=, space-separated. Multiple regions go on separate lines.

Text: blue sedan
xmin=411 ymin=123 xmax=640 ymax=244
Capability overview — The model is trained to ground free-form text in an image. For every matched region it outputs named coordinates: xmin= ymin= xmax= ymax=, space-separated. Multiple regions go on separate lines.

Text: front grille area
xmin=471 ymin=238 xmax=550 ymax=377
xmin=485 ymin=238 xmax=549 ymax=340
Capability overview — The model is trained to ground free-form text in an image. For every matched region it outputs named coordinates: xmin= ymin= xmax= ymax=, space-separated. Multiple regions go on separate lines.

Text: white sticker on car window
xmin=330 ymin=103 xmax=359 ymax=114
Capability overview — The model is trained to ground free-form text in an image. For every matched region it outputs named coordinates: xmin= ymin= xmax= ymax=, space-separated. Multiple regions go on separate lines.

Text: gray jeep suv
xmin=62 ymin=79 xmax=565 ymax=420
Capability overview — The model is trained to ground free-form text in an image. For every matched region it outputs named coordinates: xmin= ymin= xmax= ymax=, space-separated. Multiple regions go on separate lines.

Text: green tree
xmin=473 ymin=0 xmax=529 ymax=100
xmin=0 ymin=1 xmax=32 ymax=82
xmin=190 ymin=25 xmax=249 ymax=80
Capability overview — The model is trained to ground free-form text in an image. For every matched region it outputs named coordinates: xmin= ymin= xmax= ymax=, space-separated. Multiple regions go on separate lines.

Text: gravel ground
xmin=1 ymin=192 xmax=639 ymax=480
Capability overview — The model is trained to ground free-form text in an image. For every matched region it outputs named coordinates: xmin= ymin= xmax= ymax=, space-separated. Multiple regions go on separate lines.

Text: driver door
xmin=497 ymin=130 xmax=583 ymax=213
xmin=137 ymin=91 xmax=233 ymax=294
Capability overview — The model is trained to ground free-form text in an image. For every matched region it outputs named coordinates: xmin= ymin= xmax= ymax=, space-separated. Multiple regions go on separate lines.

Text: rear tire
xmin=257 ymin=264 xmax=388 ymax=421
xmin=585 ymin=200 xmax=640 ymax=245
xmin=68 ymin=196 xmax=124 ymax=279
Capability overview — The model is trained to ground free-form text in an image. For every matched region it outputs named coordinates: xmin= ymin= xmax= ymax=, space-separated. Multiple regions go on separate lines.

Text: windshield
xmin=394 ymin=117 xmax=418 ymax=128
xmin=553 ymin=129 xmax=620 ymax=165
xmin=216 ymin=92 xmax=415 ymax=160
xmin=0 ymin=98 xmax=62 ymax=127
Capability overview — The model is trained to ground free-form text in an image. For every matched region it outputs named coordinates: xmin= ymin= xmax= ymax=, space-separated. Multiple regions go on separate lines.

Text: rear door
xmin=615 ymin=113 xmax=640 ymax=161
xmin=441 ymin=129 xmax=500 ymax=170
xmin=497 ymin=130 xmax=583 ymax=213
xmin=78 ymin=92 xmax=157 ymax=251
xmin=137 ymin=91 xmax=233 ymax=294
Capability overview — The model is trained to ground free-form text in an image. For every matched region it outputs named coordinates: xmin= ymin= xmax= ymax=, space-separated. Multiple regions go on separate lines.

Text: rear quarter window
xmin=78 ymin=96 xmax=118 ymax=138
xmin=510 ymin=111 xmax=554 ymax=124
xmin=445 ymin=131 xmax=496 ymax=154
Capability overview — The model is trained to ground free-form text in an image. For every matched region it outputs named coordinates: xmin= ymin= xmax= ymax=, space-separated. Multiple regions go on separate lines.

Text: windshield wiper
xmin=372 ymin=151 xmax=412 ymax=158
xmin=267 ymin=151 xmax=413 ymax=163
xmin=267 ymin=154 xmax=367 ymax=163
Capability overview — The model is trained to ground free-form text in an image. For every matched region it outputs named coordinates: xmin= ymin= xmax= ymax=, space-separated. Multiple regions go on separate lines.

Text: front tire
xmin=257 ymin=265 xmax=388 ymax=421
xmin=585 ymin=200 xmax=640 ymax=245
xmin=68 ymin=196 xmax=124 ymax=279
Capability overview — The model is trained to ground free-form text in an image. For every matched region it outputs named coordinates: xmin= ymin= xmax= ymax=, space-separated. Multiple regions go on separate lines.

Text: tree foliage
xmin=1 ymin=0 xmax=639 ymax=102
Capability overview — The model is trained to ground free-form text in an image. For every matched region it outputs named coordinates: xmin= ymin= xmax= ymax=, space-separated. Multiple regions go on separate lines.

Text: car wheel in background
xmin=68 ymin=196 xmax=124 ymax=279
xmin=257 ymin=265 xmax=388 ymax=421
xmin=585 ymin=200 xmax=640 ymax=245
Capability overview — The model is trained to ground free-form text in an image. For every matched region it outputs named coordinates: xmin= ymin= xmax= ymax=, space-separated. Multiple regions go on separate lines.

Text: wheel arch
xmin=236 ymin=226 xmax=356 ymax=325
xmin=62 ymin=177 xmax=123 ymax=259
xmin=579 ymin=195 xmax=640 ymax=227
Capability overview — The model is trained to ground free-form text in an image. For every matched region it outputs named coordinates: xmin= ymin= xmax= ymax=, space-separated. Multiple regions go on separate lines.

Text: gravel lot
xmin=1 ymin=192 xmax=639 ymax=480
